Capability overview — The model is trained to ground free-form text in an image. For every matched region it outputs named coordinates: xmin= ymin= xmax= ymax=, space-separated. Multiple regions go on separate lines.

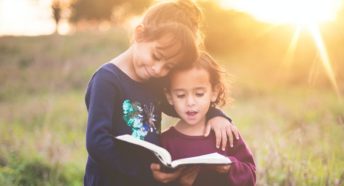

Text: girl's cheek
xmin=164 ymin=70 xmax=170 ymax=77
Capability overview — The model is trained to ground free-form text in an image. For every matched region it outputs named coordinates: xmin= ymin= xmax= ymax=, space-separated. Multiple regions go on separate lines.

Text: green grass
xmin=0 ymin=29 xmax=343 ymax=185
xmin=229 ymin=90 xmax=344 ymax=185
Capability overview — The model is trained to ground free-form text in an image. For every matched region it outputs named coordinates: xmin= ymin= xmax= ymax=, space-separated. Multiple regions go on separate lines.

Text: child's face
xmin=166 ymin=67 xmax=219 ymax=126
xmin=131 ymin=33 xmax=183 ymax=82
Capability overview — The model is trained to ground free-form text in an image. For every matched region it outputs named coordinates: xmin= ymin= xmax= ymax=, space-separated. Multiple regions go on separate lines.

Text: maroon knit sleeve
xmin=226 ymin=136 xmax=256 ymax=186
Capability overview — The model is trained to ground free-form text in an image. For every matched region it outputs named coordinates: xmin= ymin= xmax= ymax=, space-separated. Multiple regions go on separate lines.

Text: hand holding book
xmin=150 ymin=163 xmax=186 ymax=183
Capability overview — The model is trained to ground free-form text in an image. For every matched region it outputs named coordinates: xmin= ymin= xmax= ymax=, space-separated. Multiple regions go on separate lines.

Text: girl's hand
xmin=213 ymin=165 xmax=231 ymax=174
xmin=204 ymin=117 xmax=240 ymax=150
xmin=179 ymin=166 xmax=200 ymax=186
xmin=205 ymin=164 xmax=231 ymax=174
xmin=150 ymin=163 xmax=184 ymax=183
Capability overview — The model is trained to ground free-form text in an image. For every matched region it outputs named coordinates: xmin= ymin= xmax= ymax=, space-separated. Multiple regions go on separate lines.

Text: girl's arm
xmin=205 ymin=111 xmax=240 ymax=150
xmin=85 ymin=69 xmax=155 ymax=183
xmin=195 ymin=135 xmax=256 ymax=186
xmin=224 ymin=135 xmax=256 ymax=185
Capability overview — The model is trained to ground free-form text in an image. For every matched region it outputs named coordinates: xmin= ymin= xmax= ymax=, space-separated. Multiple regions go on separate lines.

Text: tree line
xmin=51 ymin=0 xmax=344 ymax=56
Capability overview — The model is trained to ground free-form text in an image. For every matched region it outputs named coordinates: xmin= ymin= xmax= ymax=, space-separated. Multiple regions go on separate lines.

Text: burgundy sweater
xmin=161 ymin=127 xmax=256 ymax=186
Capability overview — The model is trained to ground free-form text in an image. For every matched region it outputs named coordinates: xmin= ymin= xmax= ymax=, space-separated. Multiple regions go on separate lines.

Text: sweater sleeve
xmin=85 ymin=69 xmax=153 ymax=182
xmin=226 ymin=135 xmax=256 ymax=185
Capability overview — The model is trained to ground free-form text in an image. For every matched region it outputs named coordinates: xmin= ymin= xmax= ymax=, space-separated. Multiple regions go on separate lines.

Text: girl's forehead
xmin=175 ymin=67 xmax=208 ymax=76
xmin=171 ymin=67 xmax=210 ymax=84
xmin=154 ymin=34 xmax=183 ymax=61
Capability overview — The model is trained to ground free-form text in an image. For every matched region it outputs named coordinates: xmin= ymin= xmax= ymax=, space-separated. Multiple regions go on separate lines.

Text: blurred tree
xmin=70 ymin=0 xmax=153 ymax=23
xmin=199 ymin=1 xmax=265 ymax=55
xmin=52 ymin=0 xmax=62 ymax=34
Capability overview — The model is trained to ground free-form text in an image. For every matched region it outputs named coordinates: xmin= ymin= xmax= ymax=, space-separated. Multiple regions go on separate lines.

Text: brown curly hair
xmin=167 ymin=51 xmax=230 ymax=107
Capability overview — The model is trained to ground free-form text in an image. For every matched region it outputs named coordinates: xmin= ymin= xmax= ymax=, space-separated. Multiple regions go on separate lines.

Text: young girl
xmin=160 ymin=52 xmax=256 ymax=186
xmin=84 ymin=1 xmax=239 ymax=185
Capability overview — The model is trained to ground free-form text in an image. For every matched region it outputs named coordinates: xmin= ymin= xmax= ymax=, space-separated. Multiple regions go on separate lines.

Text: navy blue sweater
xmin=84 ymin=63 xmax=230 ymax=186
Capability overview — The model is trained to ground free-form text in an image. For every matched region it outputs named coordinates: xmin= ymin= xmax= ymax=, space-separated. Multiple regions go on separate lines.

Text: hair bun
xmin=175 ymin=0 xmax=202 ymax=30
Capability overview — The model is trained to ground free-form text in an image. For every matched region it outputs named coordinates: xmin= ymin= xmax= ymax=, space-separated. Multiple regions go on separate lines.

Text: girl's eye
xmin=152 ymin=54 xmax=161 ymax=61
xmin=195 ymin=93 xmax=204 ymax=97
xmin=176 ymin=94 xmax=185 ymax=98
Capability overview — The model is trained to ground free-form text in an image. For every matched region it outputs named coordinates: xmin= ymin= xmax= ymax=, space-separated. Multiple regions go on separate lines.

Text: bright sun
xmin=220 ymin=0 xmax=342 ymax=97
xmin=219 ymin=0 xmax=341 ymax=26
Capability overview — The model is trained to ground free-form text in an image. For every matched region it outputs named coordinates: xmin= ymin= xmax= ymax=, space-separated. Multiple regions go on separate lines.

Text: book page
xmin=171 ymin=152 xmax=231 ymax=168
xmin=115 ymin=134 xmax=172 ymax=165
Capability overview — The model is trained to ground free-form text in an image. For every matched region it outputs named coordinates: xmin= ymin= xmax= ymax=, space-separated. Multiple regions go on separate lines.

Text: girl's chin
xmin=183 ymin=118 xmax=200 ymax=126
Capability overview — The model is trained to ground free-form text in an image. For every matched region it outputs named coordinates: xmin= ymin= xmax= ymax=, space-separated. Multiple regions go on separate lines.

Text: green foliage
xmin=0 ymin=155 xmax=83 ymax=186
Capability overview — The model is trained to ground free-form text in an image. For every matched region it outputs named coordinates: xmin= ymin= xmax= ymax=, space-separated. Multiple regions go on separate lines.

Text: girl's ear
xmin=211 ymin=85 xmax=220 ymax=103
xmin=164 ymin=88 xmax=174 ymax=105
xmin=134 ymin=24 xmax=145 ymax=42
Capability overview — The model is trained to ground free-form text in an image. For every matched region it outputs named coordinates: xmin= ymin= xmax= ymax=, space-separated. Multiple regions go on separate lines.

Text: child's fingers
xmin=213 ymin=128 xmax=221 ymax=149
xmin=215 ymin=165 xmax=231 ymax=174
xmin=179 ymin=166 xmax=200 ymax=186
xmin=232 ymin=124 xmax=240 ymax=140
xmin=203 ymin=124 xmax=211 ymax=137
xmin=184 ymin=165 xmax=200 ymax=173
xmin=173 ymin=166 xmax=186 ymax=174
xmin=221 ymin=129 xmax=227 ymax=151
xmin=150 ymin=163 xmax=161 ymax=171
xmin=151 ymin=164 xmax=184 ymax=183
xmin=226 ymin=126 xmax=234 ymax=148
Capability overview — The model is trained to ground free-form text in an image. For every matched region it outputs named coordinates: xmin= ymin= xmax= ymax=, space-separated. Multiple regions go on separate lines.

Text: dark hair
xmin=167 ymin=51 xmax=229 ymax=106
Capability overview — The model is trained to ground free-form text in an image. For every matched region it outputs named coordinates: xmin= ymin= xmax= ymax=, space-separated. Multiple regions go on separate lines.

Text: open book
xmin=115 ymin=134 xmax=231 ymax=170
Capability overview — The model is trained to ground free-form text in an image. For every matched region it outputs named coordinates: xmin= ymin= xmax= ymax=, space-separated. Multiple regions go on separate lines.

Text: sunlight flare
xmin=221 ymin=0 xmax=342 ymax=96
xmin=282 ymin=27 xmax=301 ymax=67
xmin=220 ymin=0 xmax=341 ymax=26
xmin=308 ymin=25 xmax=341 ymax=97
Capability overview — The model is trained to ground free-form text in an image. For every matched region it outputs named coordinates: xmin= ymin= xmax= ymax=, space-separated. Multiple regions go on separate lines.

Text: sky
xmin=0 ymin=0 xmax=55 ymax=36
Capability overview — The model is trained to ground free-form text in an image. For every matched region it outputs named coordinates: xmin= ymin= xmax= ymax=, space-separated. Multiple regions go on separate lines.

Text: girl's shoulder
xmin=94 ymin=63 xmax=121 ymax=79
xmin=94 ymin=63 xmax=149 ymax=87
xmin=90 ymin=63 xmax=129 ymax=86
xmin=85 ymin=63 xmax=124 ymax=95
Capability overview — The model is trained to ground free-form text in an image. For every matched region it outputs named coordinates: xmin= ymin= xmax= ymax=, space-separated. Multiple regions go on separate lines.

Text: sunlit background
xmin=221 ymin=0 xmax=341 ymax=25
xmin=0 ymin=0 xmax=54 ymax=36
xmin=1 ymin=0 xmax=342 ymax=34
xmin=0 ymin=0 xmax=71 ymax=35
xmin=0 ymin=0 xmax=343 ymax=185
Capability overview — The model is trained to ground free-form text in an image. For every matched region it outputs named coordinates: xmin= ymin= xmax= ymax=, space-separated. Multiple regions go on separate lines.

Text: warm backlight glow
xmin=221 ymin=0 xmax=342 ymax=97
xmin=220 ymin=0 xmax=341 ymax=25
xmin=0 ymin=0 xmax=56 ymax=36
xmin=308 ymin=25 xmax=340 ymax=97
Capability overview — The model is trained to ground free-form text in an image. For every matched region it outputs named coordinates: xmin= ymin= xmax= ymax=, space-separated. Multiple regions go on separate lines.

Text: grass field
xmin=0 ymin=29 xmax=343 ymax=186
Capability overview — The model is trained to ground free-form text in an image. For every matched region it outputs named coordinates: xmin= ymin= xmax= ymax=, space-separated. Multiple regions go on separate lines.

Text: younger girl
xmin=160 ymin=52 xmax=256 ymax=186
xmin=84 ymin=1 xmax=238 ymax=185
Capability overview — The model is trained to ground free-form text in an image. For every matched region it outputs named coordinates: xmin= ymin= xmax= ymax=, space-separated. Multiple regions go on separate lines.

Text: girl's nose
xmin=186 ymin=96 xmax=196 ymax=106
xmin=151 ymin=63 xmax=164 ymax=77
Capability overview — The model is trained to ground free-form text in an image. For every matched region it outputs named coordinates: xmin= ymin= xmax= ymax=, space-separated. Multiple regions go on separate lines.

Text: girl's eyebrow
xmin=156 ymin=45 xmax=181 ymax=61
xmin=195 ymin=87 xmax=206 ymax=90
xmin=194 ymin=87 xmax=207 ymax=91
xmin=172 ymin=89 xmax=186 ymax=93
xmin=172 ymin=87 xmax=206 ymax=92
